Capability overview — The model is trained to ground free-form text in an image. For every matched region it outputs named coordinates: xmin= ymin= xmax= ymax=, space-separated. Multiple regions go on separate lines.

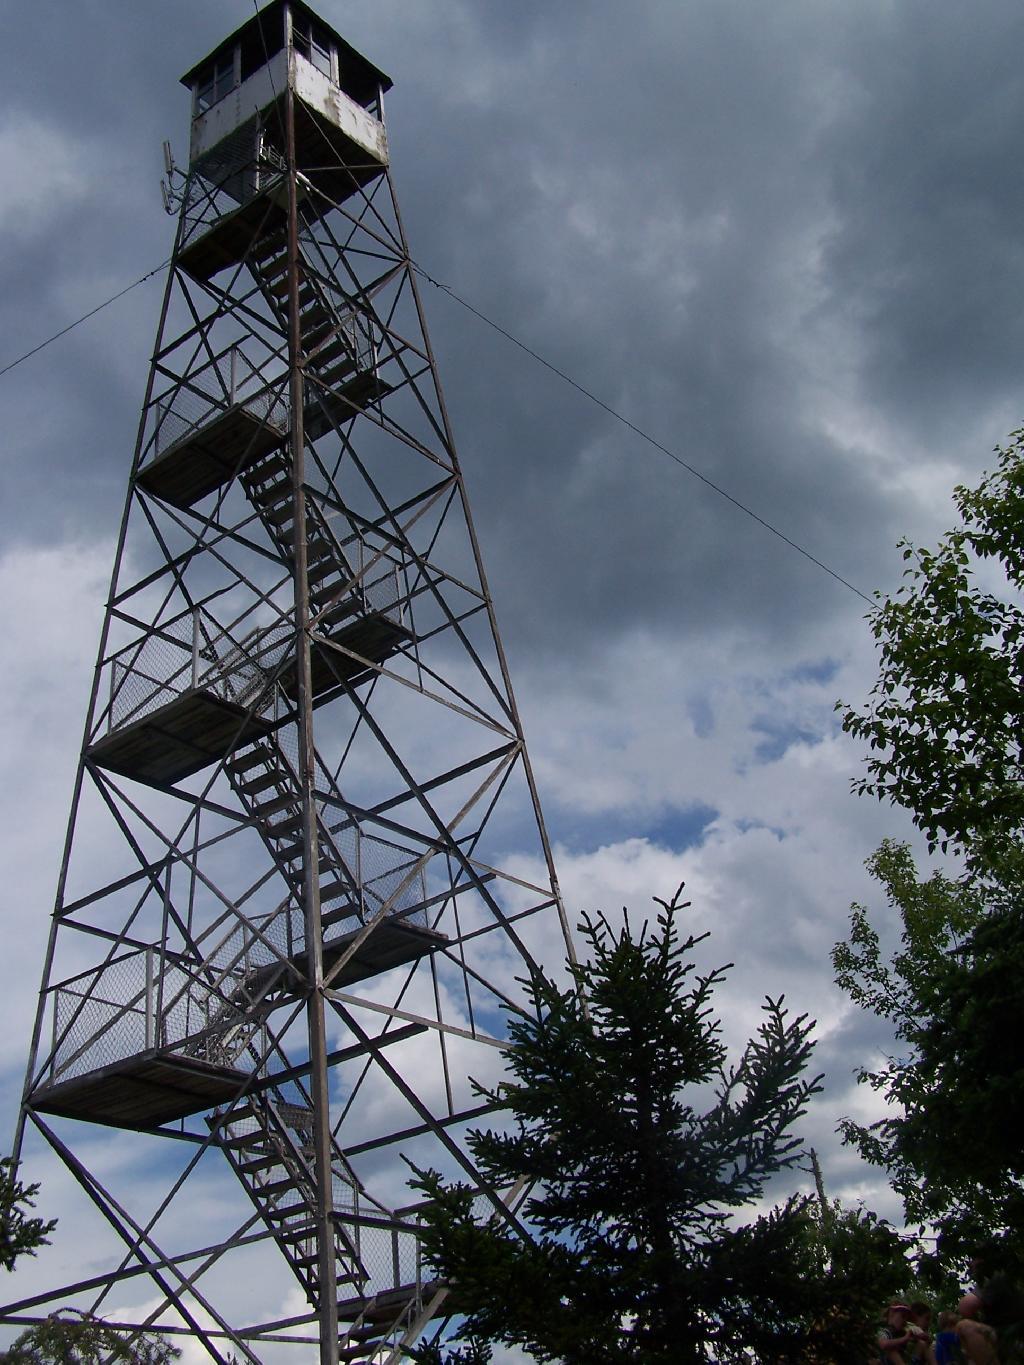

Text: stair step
xmin=302 ymin=313 xmax=334 ymax=345
xmin=219 ymin=1130 xmax=274 ymax=1153
xmin=269 ymin=272 xmax=317 ymax=302
xmin=256 ymin=793 xmax=301 ymax=818
xmin=215 ymin=1100 xmax=268 ymax=1125
xmin=251 ymin=233 xmax=286 ymax=263
xmin=318 ymin=356 xmax=359 ymax=389
xmin=251 ymin=475 xmax=293 ymax=507
xmin=310 ymin=331 xmax=353 ymax=368
xmin=225 ymin=745 xmax=269 ymax=774
xmin=237 ymin=769 xmax=284 ymax=798
xmin=310 ymin=578 xmax=351 ymax=604
xmin=246 ymin=451 xmax=290 ymax=484
xmin=258 ymin=1173 xmax=304 ymax=1197
xmin=345 ymin=1324 xmax=383 ymax=1343
xmin=315 ymin=596 xmax=360 ymax=625
xmin=339 ymin=1343 xmax=379 ymax=1364
xmin=238 ymin=1151 xmax=285 ymax=1175
xmin=262 ymin=499 xmax=296 ymax=528
xmin=307 ymin=573 xmax=346 ymax=600
xmin=267 ymin=1203 xmax=316 ymax=1226
xmin=257 ymin=265 xmax=289 ymax=292
xmin=308 ymin=566 xmax=341 ymax=595
xmin=320 ymin=903 xmax=357 ymax=928
xmin=307 ymin=537 xmax=339 ymax=564
xmin=268 ymin=814 xmax=303 ymax=840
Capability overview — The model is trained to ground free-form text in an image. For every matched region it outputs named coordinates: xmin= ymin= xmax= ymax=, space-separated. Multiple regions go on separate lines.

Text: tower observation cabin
xmin=177 ymin=0 xmax=391 ymax=281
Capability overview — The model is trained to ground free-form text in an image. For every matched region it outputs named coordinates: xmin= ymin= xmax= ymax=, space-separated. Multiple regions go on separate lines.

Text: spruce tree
xmin=410 ymin=887 xmax=898 ymax=1363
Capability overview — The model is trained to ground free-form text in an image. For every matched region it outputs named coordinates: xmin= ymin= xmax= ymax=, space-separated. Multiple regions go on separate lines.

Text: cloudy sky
xmin=2 ymin=0 xmax=1021 ymax=1350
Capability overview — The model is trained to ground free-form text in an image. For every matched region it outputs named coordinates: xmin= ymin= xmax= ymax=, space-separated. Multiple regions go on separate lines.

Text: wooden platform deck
xmin=249 ymin=918 xmax=448 ymax=996
xmin=304 ymin=373 xmax=392 ymax=439
xmin=337 ymin=1279 xmax=447 ymax=1326
xmin=137 ymin=402 xmax=288 ymax=510
xmin=324 ymin=918 xmax=447 ymax=987
xmin=31 ymin=1051 xmax=250 ymax=1128
xmin=90 ymin=612 xmax=409 ymax=788
xmin=299 ymin=613 xmax=411 ymax=698
xmin=89 ymin=690 xmax=276 ymax=786
xmin=178 ymin=191 xmax=288 ymax=283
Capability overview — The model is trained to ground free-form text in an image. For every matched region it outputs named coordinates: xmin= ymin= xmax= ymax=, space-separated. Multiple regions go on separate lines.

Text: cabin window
xmin=240 ymin=18 xmax=284 ymax=82
xmin=195 ymin=52 xmax=237 ymax=113
xmin=293 ymin=15 xmax=332 ymax=78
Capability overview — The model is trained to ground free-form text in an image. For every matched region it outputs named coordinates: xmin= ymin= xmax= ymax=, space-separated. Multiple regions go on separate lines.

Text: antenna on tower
xmin=159 ymin=139 xmax=183 ymax=214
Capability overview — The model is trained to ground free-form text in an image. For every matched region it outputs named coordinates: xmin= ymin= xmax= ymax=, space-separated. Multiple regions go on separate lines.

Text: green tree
xmin=841 ymin=428 xmax=1024 ymax=883
xmin=0 ymin=1312 xmax=179 ymax=1365
xmin=410 ymin=888 xmax=904 ymax=1364
xmin=799 ymin=1196 xmax=918 ymax=1358
xmin=837 ymin=430 xmax=1024 ymax=1271
xmin=0 ymin=1160 xmax=57 ymax=1274
xmin=833 ymin=841 xmax=1024 ymax=1272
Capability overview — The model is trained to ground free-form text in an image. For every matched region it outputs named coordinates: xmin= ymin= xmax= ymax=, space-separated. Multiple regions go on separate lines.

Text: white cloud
xmin=0 ymin=543 xmax=108 ymax=1085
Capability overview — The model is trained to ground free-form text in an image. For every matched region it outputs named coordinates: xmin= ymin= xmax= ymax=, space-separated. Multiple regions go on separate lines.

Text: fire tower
xmin=9 ymin=5 xmax=573 ymax=1361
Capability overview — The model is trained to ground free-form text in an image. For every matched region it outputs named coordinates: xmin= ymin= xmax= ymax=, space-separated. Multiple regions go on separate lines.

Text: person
xmin=956 ymin=1294 xmax=999 ymax=1365
xmin=908 ymin=1302 xmax=937 ymax=1365
xmin=972 ymin=1243 xmax=1024 ymax=1363
xmin=935 ymin=1310 xmax=963 ymax=1365
xmin=880 ymin=1304 xmax=916 ymax=1363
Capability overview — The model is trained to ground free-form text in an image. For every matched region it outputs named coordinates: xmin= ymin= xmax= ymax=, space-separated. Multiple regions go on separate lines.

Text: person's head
xmin=910 ymin=1302 xmax=931 ymax=1327
xmin=938 ymin=1311 xmax=960 ymax=1331
xmin=887 ymin=1304 xmax=911 ymax=1328
xmin=958 ymin=1294 xmax=982 ymax=1320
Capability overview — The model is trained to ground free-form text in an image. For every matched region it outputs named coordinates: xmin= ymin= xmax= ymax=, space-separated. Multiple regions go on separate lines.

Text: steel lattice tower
xmin=9 ymin=6 xmax=574 ymax=1360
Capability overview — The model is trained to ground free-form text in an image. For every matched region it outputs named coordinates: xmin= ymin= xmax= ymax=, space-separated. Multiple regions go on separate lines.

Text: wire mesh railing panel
xmin=346 ymin=1221 xmax=421 ymax=1297
xmin=108 ymin=616 xmax=195 ymax=731
xmin=362 ymin=560 xmax=402 ymax=623
xmin=51 ymin=953 xmax=145 ymax=1082
xmin=151 ymin=371 xmax=288 ymax=459
xmin=359 ymin=835 xmax=427 ymax=927
xmin=106 ymin=612 xmax=290 ymax=734
xmin=49 ymin=948 xmax=267 ymax=1083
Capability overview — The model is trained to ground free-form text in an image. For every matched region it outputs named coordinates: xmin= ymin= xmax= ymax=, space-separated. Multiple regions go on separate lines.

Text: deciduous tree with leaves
xmin=837 ymin=429 xmax=1024 ymax=1270
xmin=410 ymin=888 xmax=907 ymax=1365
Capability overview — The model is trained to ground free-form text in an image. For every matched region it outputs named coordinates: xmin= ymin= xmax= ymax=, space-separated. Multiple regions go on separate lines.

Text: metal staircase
xmin=225 ymin=734 xmax=354 ymax=939
xmin=210 ymin=1092 xmax=368 ymax=1299
xmin=210 ymin=1088 xmax=429 ymax=1364
xmin=248 ymin=225 xmax=386 ymax=442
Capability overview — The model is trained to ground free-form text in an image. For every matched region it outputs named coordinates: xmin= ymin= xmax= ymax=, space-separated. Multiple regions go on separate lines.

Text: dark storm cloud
xmin=6 ymin=0 xmax=1016 ymax=659
xmin=345 ymin=1 xmax=921 ymax=661
xmin=820 ymin=0 xmax=1024 ymax=442
xmin=0 ymin=2 xmax=241 ymax=542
